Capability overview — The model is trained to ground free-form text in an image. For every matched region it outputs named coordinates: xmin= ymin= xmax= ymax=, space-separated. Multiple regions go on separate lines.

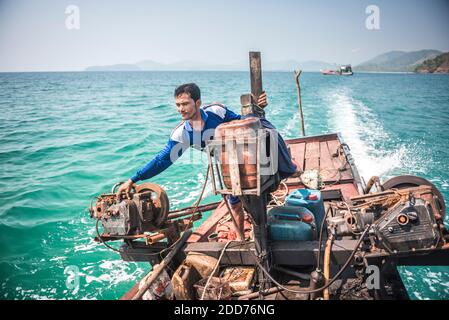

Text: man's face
xmin=175 ymin=93 xmax=200 ymax=120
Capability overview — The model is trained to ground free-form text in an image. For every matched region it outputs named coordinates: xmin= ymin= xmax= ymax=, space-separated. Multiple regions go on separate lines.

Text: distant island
xmin=414 ymin=52 xmax=449 ymax=73
xmin=354 ymin=50 xmax=442 ymax=72
xmin=84 ymin=59 xmax=339 ymax=72
xmin=85 ymin=64 xmax=141 ymax=71
xmin=84 ymin=49 xmax=448 ymax=73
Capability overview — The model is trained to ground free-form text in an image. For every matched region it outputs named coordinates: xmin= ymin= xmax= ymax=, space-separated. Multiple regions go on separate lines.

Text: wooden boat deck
xmin=285 ymin=133 xmax=354 ymax=186
xmin=187 ymin=133 xmax=363 ymax=244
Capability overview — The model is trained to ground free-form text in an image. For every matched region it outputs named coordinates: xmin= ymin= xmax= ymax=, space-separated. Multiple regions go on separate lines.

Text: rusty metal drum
xmin=214 ymin=117 xmax=262 ymax=190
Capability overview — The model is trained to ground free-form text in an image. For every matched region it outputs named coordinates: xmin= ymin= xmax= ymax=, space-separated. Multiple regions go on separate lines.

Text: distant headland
xmin=414 ymin=52 xmax=449 ymax=73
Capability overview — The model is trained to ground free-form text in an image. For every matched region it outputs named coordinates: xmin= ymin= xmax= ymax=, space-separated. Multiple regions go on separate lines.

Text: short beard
xmin=185 ymin=106 xmax=199 ymax=121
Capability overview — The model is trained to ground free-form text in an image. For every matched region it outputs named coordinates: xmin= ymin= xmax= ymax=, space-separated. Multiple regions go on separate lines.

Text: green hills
xmin=355 ymin=50 xmax=442 ymax=72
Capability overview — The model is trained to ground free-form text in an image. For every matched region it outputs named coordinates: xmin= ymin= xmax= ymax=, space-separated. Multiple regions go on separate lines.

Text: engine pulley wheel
xmin=381 ymin=175 xmax=445 ymax=219
xmin=135 ymin=182 xmax=170 ymax=227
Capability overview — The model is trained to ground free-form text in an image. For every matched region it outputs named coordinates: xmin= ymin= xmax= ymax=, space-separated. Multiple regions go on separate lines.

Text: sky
xmin=0 ymin=0 xmax=448 ymax=72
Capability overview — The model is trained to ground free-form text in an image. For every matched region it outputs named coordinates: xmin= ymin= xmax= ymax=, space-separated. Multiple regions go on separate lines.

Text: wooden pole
xmin=249 ymin=52 xmax=263 ymax=103
xmin=294 ymin=70 xmax=306 ymax=136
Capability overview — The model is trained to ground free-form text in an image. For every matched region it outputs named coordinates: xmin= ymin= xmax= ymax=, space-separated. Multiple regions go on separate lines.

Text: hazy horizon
xmin=0 ymin=0 xmax=448 ymax=72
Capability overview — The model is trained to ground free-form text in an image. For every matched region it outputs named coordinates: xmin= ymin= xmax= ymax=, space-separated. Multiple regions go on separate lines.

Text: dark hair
xmin=174 ymin=83 xmax=201 ymax=102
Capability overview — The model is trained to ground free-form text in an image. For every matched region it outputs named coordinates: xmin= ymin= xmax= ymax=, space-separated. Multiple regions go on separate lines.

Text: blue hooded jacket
xmin=130 ymin=103 xmax=297 ymax=183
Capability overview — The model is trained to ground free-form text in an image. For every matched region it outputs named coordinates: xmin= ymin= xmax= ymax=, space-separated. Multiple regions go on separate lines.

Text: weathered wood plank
xmin=285 ymin=133 xmax=339 ymax=145
xmin=319 ymin=141 xmax=338 ymax=182
xmin=288 ymin=142 xmax=306 ymax=171
xmin=327 ymin=140 xmax=353 ymax=181
xmin=184 ymin=241 xmax=257 ymax=265
xmin=227 ymin=140 xmax=242 ymax=196
xmin=304 ymin=141 xmax=320 ymax=171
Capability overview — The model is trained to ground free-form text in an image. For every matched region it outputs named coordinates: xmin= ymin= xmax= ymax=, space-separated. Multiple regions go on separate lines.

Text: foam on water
xmin=280 ymin=110 xmax=299 ymax=137
xmin=325 ymin=87 xmax=426 ymax=182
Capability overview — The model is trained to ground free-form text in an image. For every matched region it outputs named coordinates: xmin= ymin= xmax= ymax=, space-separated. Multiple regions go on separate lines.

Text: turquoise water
xmin=0 ymin=71 xmax=448 ymax=300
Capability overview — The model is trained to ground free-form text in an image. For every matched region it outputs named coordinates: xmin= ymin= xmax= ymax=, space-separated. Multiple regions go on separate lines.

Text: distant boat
xmin=339 ymin=65 xmax=353 ymax=75
xmin=321 ymin=64 xmax=353 ymax=76
xmin=321 ymin=69 xmax=339 ymax=75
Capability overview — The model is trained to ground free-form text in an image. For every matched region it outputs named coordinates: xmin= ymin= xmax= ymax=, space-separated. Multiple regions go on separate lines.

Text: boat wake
xmin=325 ymin=87 xmax=426 ymax=183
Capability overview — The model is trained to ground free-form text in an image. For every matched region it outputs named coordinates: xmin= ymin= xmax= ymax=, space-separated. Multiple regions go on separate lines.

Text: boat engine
xmin=89 ymin=182 xmax=169 ymax=236
xmin=327 ymin=179 xmax=445 ymax=254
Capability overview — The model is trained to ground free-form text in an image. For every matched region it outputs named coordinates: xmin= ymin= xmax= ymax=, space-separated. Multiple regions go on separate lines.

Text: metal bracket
xmin=240 ymin=94 xmax=265 ymax=118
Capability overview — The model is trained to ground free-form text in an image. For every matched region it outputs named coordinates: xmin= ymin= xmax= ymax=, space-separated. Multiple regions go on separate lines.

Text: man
xmin=116 ymin=83 xmax=297 ymax=230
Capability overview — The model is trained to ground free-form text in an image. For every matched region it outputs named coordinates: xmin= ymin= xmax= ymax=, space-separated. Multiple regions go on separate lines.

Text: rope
xmin=268 ymin=181 xmax=289 ymax=207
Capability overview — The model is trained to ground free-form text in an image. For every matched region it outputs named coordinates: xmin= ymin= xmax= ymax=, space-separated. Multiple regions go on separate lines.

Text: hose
xmin=323 ymin=234 xmax=334 ymax=300
xmin=364 ymin=176 xmax=380 ymax=194
xmin=316 ymin=205 xmax=332 ymax=269
xmin=273 ymin=266 xmax=310 ymax=281
xmin=200 ymin=240 xmax=233 ymax=300
xmin=238 ymin=226 xmax=370 ymax=299
xmin=95 ymin=219 xmax=121 ymax=253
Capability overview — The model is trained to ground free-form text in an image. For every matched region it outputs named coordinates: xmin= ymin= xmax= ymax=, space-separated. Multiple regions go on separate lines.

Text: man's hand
xmin=257 ymin=91 xmax=268 ymax=108
xmin=115 ymin=179 xmax=134 ymax=200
